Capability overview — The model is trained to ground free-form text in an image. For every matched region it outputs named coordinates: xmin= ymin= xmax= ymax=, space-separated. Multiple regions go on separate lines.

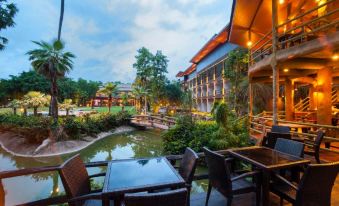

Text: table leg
xmin=103 ymin=196 xmax=109 ymax=206
xmin=262 ymin=171 xmax=270 ymax=206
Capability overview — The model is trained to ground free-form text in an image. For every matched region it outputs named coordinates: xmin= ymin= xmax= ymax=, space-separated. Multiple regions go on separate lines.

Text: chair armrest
xmin=272 ymin=173 xmax=298 ymax=191
xmin=68 ymin=192 xmax=103 ymax=203
xmin=231 ymin=171 xmax=260 ymax=182
xmin=89 ymin=172 xmax=106 ymax=179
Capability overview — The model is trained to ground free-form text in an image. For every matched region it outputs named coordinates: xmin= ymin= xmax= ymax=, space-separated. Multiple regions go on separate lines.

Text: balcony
xmin=249 ymin=0 xmax=339 ymax=68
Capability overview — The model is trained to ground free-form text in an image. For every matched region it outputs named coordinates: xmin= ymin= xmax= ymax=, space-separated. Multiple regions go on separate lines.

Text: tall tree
xmin=99 ymin=82 xmax=118 ymax=113
xmin=57 ymin=0 xmax=65 ymax=41
xmin=27 ymin=40 xmax=75 ymax=121
xmin=0 ymin=0 xmax=18 ymax=50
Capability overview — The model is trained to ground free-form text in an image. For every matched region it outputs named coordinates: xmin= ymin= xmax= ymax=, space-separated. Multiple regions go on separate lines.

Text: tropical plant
xmin=0 ymin=0 xmax=18 ymax=50
xmin=59 ymin=99 xmax=76 ymax=116
xmin=23 ymin=91 xmax=49 ymax=116
xmin=211 ymin=101 xmax=229 ymax=129
xmin=120 ymin=92 xmax=129 ymax=111
xmin=8 ymin=99 xmax=20 ymax=115
xmin=99 ymin=82 xmax=118 ymax=113
xmin=27 ymin=40 xmax=75 ymax=121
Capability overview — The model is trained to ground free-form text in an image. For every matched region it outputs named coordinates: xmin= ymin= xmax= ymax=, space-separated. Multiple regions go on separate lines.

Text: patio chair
xmin=203 ymin=147 xmax=261 ymax=206
xmin=263 ymin=132 xmax=291 ymax=148
xmin=124 ymin=188 xmax=188 ymax=206
xmin=154 ymin=148 xmax=198 ymax=206
xmin=274 ymin=138 xmax=305 ymax=182
xmin=303 ymin=130 xmax=325 ymax=163
xmin=271 ymin=125 xmax=291 ymax=134
xmin=270 ymin=162 xmax=339 ymax=206
xmin=274 ymin=138 xmax=304 ymax=158
xmin=59 ymin=155 xmax=109 ymax=206
xmin=178 ymin=148 xmax=199 ymax=206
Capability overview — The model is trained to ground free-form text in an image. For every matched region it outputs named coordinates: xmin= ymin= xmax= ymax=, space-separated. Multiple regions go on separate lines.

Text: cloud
xmin=0 ymin=0 xmax=232 ymax=83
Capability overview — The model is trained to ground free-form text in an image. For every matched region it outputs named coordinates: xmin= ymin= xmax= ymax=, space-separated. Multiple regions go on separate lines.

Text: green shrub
xmin=162 ymin=114 xmax=250 ymax=154
xmin=0 ymin=112 xmax=132 ymax=143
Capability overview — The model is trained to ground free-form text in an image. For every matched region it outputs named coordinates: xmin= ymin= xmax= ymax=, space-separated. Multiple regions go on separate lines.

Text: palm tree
xmin=99 ymin=82 xmax=118 ymax=113
xmin=120 ymin=92 xmax=129 ymax=111
xmin=132 ymin=86 xmax=149 ymax=114
xmin=59 ymin=99 xmax=76 ymax=116
xmin=58 ymin=0 xmax=65 ymax=41
xmin=23 ymin=91 xmax=49 ymax=116
xmin=132 ymin=86 xmax=143 ymax=113
xmin=8 ymin=99 xmax=21 ymax=115
xmin=27 ymin=40 xmax=75 ymax=121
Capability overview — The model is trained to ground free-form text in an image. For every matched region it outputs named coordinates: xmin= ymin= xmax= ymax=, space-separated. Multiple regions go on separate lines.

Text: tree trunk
xmin=13 ymin=107 xmax=16 ymax=115
xmin=108 ymin=94 xmax=112 ymax=113
xmin=50 ymin=70 xmax=59 ymax=122
xmin=145 ymin=96 xmax=147 ymax=114
xmin=23 ymin=108 xmax=27 ymax=116
xmin=91 ymin=98 xmax=94 ymax=109
xmin=122 ymin=105 xmax=125 ymax=111
xmin=57 ymin=0 xmax=65 ymax=41
xmin=34 ymin=107 xmax=38 ymax=116
xmin=66 ymin=109 xmax=69 ymax=116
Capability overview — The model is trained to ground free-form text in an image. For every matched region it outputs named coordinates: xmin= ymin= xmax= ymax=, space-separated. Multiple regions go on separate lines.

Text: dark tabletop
xmin=103 ymin=157 xmax=185 ymax=195
xmin=229 ymin=146 xmax=310 ymax=170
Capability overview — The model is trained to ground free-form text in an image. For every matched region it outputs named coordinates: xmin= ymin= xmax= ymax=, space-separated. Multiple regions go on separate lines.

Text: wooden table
xmin=278 ymin=123 xmax=311 ymax=133
xmin=229 ymin=146 xmax=310 ymax=206
xmin=102 ymin=157 xmax=185 ymax=205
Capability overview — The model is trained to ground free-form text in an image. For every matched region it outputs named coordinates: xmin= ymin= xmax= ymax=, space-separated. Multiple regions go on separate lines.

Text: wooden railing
xmin=249 ymin=113 xmax=339 ymax=153
xmin=249 ymin=0 xmax=339 ymax=65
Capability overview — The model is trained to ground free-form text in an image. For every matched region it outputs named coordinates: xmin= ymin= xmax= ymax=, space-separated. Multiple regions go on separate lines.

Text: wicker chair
xmin=263 ymin=132 xmax=292 ymax=148
xmin=274 ymin=138 xmax=305 ymax=182
xmin=274 ymin=138 xmax=304 ymax=158
xmin=270 ymin=162 xmax=339 ymax=206
xmin=59 ymin=155 xmax=108 ymax=206
xmin=304 ymin=130 xmax=325 ymax=163
xmin=178 ymin=148 xmax=199 ymax=206
xmin=271 ymin=125 xmax=291 ymax=133
xmin=124 ymin=188 xmax=188 ymax=206
xmin=203 ymin=147 xmax=261 ymax=206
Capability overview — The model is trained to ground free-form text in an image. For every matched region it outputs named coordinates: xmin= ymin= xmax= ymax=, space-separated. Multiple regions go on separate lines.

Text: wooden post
xmin=285 ymin=78 xmax=294 ymax=121
xmin=249 ymin=82 xmax=253 ymax=116
xmin=271 ymin=0 xmax=279 ymax=125
xmin=0 ymin=179 xmax=4 ymax=206
xmin=316 ymin=67 xmax=332 ymax=125
xmin=309 ymin=85 xmax=316 ymax=110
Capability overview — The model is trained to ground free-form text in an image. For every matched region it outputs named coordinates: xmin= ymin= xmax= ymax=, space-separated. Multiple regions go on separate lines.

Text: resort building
xmin=176 ymin=26 xmax=238 ymax=113
xmin=91 ymin=83 xmax=134 ymax=107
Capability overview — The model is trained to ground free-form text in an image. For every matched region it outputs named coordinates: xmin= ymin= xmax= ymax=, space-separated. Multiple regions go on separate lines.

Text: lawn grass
xmin=0 ymin=106 xmax=136 ymax=115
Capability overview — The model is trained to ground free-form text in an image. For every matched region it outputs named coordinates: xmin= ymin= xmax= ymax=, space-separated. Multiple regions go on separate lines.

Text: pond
xmin=0 ymin=129 xmax=208 ymax=206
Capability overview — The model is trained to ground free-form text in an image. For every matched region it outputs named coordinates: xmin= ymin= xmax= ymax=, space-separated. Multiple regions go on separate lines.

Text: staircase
xmin=295 ymin=88 xmax=338 ymax=112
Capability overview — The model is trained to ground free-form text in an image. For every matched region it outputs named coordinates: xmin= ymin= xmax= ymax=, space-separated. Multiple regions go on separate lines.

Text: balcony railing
xmin=250 ymin=0 xmax=339 ymax=65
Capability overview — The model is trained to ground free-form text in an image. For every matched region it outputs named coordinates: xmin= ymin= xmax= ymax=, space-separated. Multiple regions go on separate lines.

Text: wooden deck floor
xmin=191 ymin=150 xmax=339 ymax=206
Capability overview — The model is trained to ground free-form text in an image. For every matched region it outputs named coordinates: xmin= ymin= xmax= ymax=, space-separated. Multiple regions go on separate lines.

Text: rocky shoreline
xmin=0 ymin=125 xmax=136 ymax=158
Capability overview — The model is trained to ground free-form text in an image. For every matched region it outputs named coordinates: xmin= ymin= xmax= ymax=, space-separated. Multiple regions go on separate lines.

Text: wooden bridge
xmin=130 ymin=115 xmax=176 ymax=130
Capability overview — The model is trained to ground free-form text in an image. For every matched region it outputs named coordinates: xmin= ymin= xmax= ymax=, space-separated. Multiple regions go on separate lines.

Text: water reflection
xmin=0 ymin=129 xmax=206 ymax=206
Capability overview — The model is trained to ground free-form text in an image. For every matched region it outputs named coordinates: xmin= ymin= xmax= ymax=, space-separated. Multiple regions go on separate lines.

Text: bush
xmin=0 ymin=112 xmax=132 ymax=143
xmin=162 ymin=114 xmax=250 ymax=155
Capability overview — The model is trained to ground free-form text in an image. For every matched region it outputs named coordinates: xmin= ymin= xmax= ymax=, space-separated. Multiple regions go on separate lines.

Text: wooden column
xmin=271 ymin=0 xmax=279 ymax=125
xmin=249 ymin=82 xmax=253 ymax=116
xmin=309 ymin=85 xmax=316 ymax=110
xmin=316 ymin=67 xmax=332 ymax=125
xmin=0 ymin=180 xmax=4 ymax=206
xmin=285 ymin=78 xmax=294 ymax=121
xmin=222 ymin=62 xmax=226 ymax=102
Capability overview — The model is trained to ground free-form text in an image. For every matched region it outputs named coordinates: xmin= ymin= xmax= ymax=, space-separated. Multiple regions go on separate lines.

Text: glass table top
xmin=229 ymin=147 xmax=310 ymax=170
xmin=104 ymin=157 xmax=184 ymax=193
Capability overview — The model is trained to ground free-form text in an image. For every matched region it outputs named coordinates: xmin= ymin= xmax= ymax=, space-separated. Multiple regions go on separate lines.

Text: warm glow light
xmin=269 ymin=76 xmax=273 ymax=79
xmin=247 ymin=41 xmax=252 ymax=47
xmin=332 ymin=54 xmax=339 ymax=60
xmin=279 ymin=0 xmax=284 ymax=4
xmin=283 ymin=68 xmax=289 ymax=72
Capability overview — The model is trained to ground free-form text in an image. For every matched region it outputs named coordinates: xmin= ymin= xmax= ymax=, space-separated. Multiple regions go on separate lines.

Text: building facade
xmin=92 ymin=83 xmax=134 ymax=107
xmin=177 ymin=26 xmax=238 ymax=113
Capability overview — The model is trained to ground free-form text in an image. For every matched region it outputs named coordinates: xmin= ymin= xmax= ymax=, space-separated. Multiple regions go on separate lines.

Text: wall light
xmin=247 ymin=41 xmax=252 ymax=48
xmin=283 ymin=68 xmax=289 ymax=72
xmin=332 ymin=54 xmax=339 ymax=61
xmin=279 ymin=0 xmax=285 ymax=4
